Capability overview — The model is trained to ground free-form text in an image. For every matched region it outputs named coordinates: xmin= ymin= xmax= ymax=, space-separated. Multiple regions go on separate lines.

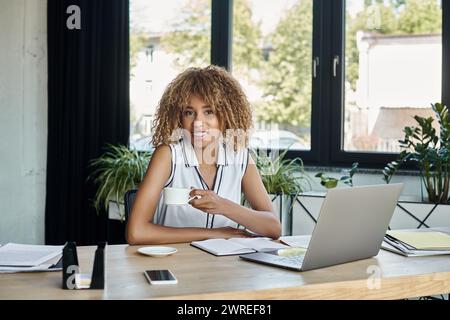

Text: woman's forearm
xmin=221 ymin=199 xmax=281 ymax=239
xmin=127 ymin=223 xmax=217 ymax=245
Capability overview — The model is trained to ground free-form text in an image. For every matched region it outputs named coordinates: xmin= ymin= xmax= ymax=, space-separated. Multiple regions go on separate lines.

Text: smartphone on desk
xmin=144 ymin=270 xmax=178 ymax=285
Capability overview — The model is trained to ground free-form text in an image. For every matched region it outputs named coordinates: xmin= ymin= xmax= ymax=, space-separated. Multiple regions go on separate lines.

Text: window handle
xmin=333 ymin=55 xmax=340 ymax=77
xmin=313 ymin=57 xmax=319 ymax=78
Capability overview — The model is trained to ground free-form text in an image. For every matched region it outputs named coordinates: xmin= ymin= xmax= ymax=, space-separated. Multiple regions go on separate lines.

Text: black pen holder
xmin=62 ymin=242 xmax=106 ymax=290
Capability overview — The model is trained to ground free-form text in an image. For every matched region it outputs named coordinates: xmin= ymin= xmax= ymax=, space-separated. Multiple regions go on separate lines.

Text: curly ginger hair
xmin=151 ymin=65 xmax=253 ymax=151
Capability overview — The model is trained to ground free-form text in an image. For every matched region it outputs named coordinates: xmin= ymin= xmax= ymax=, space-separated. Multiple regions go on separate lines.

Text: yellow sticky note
xmin=387 ymin=231 xmax=450 ymax=250
xmin=277 ymin=247 xmax=307 ymax=257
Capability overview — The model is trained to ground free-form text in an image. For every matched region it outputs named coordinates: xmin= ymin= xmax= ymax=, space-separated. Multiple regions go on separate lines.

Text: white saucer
xmin=137 ymin=246 xmax=178 ymax=257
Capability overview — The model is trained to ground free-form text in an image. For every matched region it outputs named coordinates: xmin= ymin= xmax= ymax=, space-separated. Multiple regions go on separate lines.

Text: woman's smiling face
xmin=181 ymin=95 xmax=222 ymax=149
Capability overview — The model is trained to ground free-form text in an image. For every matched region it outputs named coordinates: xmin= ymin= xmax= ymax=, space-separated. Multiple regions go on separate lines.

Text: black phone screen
xmin=145 ymin=270 xmax=176 ymax=281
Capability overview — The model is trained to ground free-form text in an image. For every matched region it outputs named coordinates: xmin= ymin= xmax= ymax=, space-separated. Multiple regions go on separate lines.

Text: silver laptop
xmin=239 ymin=184 xmax=404 ymax=271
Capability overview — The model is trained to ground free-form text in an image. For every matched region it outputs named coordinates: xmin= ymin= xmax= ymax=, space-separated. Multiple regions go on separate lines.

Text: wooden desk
xmin=1 ymin=243 xmax=450 ymax=300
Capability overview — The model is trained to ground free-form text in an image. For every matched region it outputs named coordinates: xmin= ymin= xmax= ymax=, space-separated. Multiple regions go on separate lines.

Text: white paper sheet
xmin=0 ymin=243 xmax=63 ymax=267
xmin=229 ymin=237 xmax=288 ymax=252
xmin=279 ymin=235 xmax=311 ymax=248
xmin=0 ymin=264 xmax=62 ymax=274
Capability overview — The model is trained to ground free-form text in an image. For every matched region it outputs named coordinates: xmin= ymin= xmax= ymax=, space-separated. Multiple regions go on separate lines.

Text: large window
xmin=232 ymin=0 xmax=312 ymax=151
xmin=129 ymin=0 xmax=211 ymax=152
xmin=344 ymin=0 xmax=442 ymax=153
xmin=330 ymin=0 xmax=447 ymax=167
xmin=129 ymin=0 xmax=449 ymax=168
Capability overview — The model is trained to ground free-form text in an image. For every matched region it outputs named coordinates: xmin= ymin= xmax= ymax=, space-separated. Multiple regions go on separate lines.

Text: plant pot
xmin=241 ymin=193 xmax=295 ymax=236
xmin=294 ymin=193 xmax=450 ymax=232
xmin=108 ymin=201 xmax=125 ymax=221
xmin=420 ymin=172 xmax=450 ymax=204
xmin=391 ymin=201 xmax=450 ymax=229
xmin=269 ymin=194 xmax=295 ymax=236
xmin=107 ymin=201 xmax=127 ymax=244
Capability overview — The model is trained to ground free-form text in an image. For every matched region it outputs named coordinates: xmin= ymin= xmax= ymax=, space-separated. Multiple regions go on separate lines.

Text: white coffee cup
xmin=163 ymin=187 xmax=201 ymax=205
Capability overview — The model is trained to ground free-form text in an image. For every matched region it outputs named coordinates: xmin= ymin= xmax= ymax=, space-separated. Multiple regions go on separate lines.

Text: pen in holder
xmin=62 ymin=241 xmax=106 ymax=290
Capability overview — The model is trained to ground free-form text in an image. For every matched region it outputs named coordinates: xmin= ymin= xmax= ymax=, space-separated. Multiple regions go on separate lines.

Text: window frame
xmin=328 ymin=0 xmax=448 ymax=168
xmin=328 ymin=0 xmax=401 ymax=168
xmin=208 ymin=0 xmax=449 ymax=168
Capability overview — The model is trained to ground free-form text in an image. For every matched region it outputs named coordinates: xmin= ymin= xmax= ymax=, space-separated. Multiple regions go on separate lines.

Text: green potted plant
xmin=248 ymin=147 xmax=312 ymax=235
xmin=315 ymin=162 xmax=359 ymax=189
xmin=88 ymin=144 xmax=152 ymax=222
xmin=382 ymin=103 xmax=450 ymax=204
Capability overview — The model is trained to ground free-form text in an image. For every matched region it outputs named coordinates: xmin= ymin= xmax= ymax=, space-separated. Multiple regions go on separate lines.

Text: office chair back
xmin=124 ymin=189 xmax=138 ymax=223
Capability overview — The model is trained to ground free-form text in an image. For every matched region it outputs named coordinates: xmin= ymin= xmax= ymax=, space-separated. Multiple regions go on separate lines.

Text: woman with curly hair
xmin=126 ymin=65 xmax=281 ymax=245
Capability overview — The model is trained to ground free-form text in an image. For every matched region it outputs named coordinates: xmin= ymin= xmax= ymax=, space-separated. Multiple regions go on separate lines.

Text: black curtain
xmin=46 ymin=0 xmax=130 ymax=245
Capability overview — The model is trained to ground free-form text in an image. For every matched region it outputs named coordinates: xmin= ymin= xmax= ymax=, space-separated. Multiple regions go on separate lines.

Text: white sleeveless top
xmin=155 ymin=138 xmax=250 ymax=229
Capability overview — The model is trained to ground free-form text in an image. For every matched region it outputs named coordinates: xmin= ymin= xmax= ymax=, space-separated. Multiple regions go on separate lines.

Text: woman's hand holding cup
xmin=188 ymin=187 xmax=229 ymax=215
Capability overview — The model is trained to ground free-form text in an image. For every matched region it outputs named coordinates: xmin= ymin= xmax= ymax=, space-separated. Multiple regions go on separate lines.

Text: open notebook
xmin=191 ymin=237 xmax=288 ymax=256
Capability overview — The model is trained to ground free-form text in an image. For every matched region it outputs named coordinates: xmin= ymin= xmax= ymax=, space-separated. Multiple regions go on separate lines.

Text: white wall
xmin=0 ymin=0 xmax=47 ymax=245
xmin=357 ymin=33 xmax=442 ymax=109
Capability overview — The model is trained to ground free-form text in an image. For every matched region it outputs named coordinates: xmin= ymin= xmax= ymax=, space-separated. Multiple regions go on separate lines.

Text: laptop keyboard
xmin=268 ymin=254 xmax=305 ymax=266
